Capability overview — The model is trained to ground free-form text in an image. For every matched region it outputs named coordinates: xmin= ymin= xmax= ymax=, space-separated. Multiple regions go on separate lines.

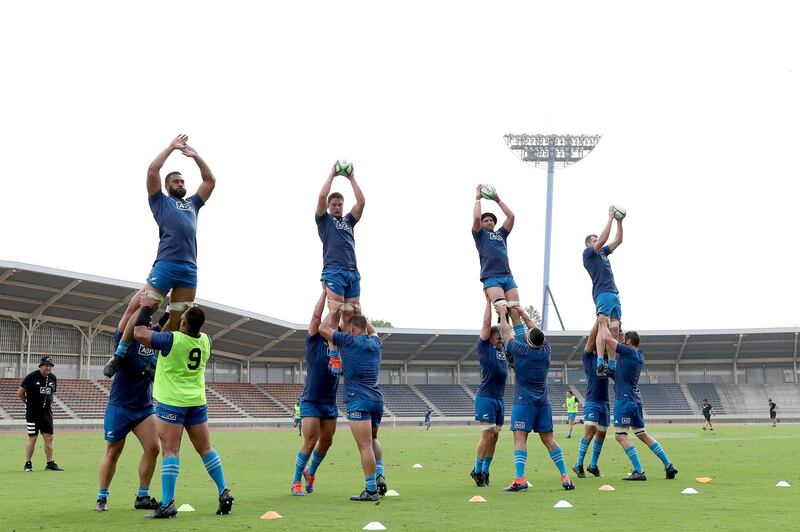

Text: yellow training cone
xmin=261 ymin=511 xmax=283 ymax=520
xmin=598 ymin=484 xmax=616 ymax=491
xmin=696 ymin=477 xmax=713 ymax=483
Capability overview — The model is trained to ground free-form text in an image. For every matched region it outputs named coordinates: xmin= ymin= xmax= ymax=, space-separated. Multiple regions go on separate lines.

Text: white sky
xmin=2 ymin=1 xmax=798 ymax=331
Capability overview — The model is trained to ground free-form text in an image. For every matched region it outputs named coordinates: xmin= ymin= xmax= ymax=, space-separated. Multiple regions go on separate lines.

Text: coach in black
xmin=18 ymin=356 xmax=64 ymax=472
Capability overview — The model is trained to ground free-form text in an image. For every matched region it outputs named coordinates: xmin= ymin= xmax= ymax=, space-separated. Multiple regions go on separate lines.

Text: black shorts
xmin=26 ymin=414 xmax=54 ymax=436
xmin=703 ymin=414 xmax=711 ymax=421
xmin=770 ymin=412 xmax=776 ymax=419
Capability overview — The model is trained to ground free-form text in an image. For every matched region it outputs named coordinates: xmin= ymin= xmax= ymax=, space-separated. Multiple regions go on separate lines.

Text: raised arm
xmin=318 ymin=300 xmax=343 ymax=344
xmin=308 ymin=289 xmax=327 ymax=336
xmin=472 ymin=185 xmax=482 ymax=232
xmin=584 ymin=319 xmax=600 ymax=353
xmin=364 ymin=314 xmax=377 ymax=336
xmin=479 ymin=299 xmax=492 ymax=340
xmin=608 ymin=214 xmax=623 ymax=252
xmin=316 ymin=164 xmax=337 ymax=216
xmin=347 ymin=164 xmax=366 ymax=221
xmin=599 ymin=317 xmax=618 ymax=356
xmin=148 ymin=135 xmax=188 ymax=196
xmin=594 ymin=206 xmax=616 ymax=252
xmin=498 ymin=306 xmax=514 ymax=344
xmin=494 ymin=190 xmax=515 ymax=233
xmin=133 ymin=305 xmax=157 ymax=348
xmin=181 ymin=144 xmax=216 ymax=203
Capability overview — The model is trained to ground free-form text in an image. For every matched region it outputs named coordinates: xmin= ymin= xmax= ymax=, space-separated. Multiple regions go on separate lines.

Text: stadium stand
xmin=209 ymin=382 xmax=288 ymax=417
xmin=56 ymin=379 xmax=107 ymax=419
xmin=638 ymin=384 xmax=693 ymax=415
xmin=0 ymin=379 xmax=26 ymax=419
xmin=687 ymin=383 xmax=726 ymax=414
xmin=258 ymin=383 xmax=302 ymax=413
xmin=415 ymin=385 xmax=471 ymax=416
xmin=380 ymin=385 xmax=429 ymax=417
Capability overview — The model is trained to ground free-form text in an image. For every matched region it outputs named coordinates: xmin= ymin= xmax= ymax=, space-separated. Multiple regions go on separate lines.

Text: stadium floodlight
xmin=504 ymin=133 xmax=602 ymax=331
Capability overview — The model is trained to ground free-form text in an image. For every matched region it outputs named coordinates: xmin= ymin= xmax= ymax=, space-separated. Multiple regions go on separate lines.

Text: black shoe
xmin=134 ymin=496 xmax=159 ymax=510
xmin=350 ymin=490 xmax=379 ymax=502
xmin=216 ymin=488 xmax=234 ymax=515
xmin=483 ymin=471 xmax=490 ymax=486
xmin=24 ymin=461 xmax=32 ymax=472
xmin=587 ymin=465 xmax=602 ymax=477
xmin=470 ymin=468 xmax=486 ymax=487
xmin=572 ymin=465 xmax=586 ymax=478
xmin=146 ymin=501 xmax=177 ymax=519
xmin=603 ymin=366 xmax=616 ymax=380
xmin=103 ymin=356 xmax=121 ymax=378
xmin=622 ymin=471 xmax=647 ymax=481
xmin=596 ymin=365 xmax=607 ymax=378
xmin=665 ymin=464 xmax=678 ymax=480
xmin=376 ymin=475 xmax=388 ymax=496
xmin=95 ymin=498 xmax=108 ymax=512
xmin=45 ymin=461 xmax=63 ymax=471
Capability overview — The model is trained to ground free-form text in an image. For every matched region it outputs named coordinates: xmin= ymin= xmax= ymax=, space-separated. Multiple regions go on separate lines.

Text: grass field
xmin=1 ymin=423 xmax=798 ymax=531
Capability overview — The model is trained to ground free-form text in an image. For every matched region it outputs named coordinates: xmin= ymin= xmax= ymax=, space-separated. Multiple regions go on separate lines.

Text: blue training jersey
xmin=614 ymin=343 xmax=643 ymax=403
xmin=507 ymin=339 xmax=551 ymax=406
xmin=109 ymin=330 xmax=157 ymax=409
xmin=149 ymin=192 xmax=204 ymax=266
xmin=333 ymin=331 xmax=383 ymax=402
xmin=301 ymin=333 xmax=339 ymax=404
xmin=582 ymin=351 xmax=610 ymax=403
xmin=472 ymin=226 xmax=512 ymax=281
xmin=476 ymin=338 xmax=507 ymax=399
xmin=316 ymin=212 xmax=359 ymax=271
xmin=583 ymin=245 xmax=617 ymax=299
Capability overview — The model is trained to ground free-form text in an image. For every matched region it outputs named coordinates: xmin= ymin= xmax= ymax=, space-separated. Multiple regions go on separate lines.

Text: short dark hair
xmin=624 ymin=331 xmax=640 ymax=347
xmin=481 ymin=212 xmax=497 ymax=225
xmin=585 ymin=234 xmax=597 ymax=246
xmin=348 ymin=314 xmax=368 ymax=332
xmin=489 ymin=325 xmax=500 ymax=338
xmin=527 ymin=327 xmax=545 ymax=348
xmin=185 ymin=306 xmax=206 ymax=335
xmin=328 ymin=192 xmax=344 ymax=204
xmin=164 ymin=171 xmax=182 ymax=184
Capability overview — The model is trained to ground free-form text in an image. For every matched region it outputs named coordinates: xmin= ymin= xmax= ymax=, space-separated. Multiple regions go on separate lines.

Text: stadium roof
xmin=0 ymin=260 xmax=798 ymax=367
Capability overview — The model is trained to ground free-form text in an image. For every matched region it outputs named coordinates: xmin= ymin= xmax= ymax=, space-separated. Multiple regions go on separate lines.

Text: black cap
xmin=39 ymin=356 xmax=55 ymax=367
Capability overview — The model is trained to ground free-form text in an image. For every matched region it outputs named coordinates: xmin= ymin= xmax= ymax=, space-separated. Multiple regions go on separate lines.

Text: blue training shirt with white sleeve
xmin=472 ymin=226 xmax=512 ymax=281
xmin=506 ymin=339 xmax=551 ymax=405
xmin=582 ymin=245 xmax=617 ymax=299
xmin=149 ymin=192 xmax=205 ymax=266
xmin=476 ymin=338 xmax=507 ymax=399
xmin=301 ymin=333 xmax=339 ymax=403
xmin=109 ymin=330 xmax=157 ymax=409
xmin=333 ymin=331 xmax=383 ymax=402
xmin=614 ymin=343 xmax=643 ymax=403
xmin=582 ymin=351 xmax=610 ymax=404
xmin=316 ymin=212 xmax=359 ymax=271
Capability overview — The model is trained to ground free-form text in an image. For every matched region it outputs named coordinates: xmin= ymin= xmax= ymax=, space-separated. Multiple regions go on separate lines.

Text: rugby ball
xmin=613 ymin=205 xmax=626 ymax=220
xmin=335 ymin=159 xmax=353 ymax=177
xmin=480 ymin=184 xmax=497 ymax=201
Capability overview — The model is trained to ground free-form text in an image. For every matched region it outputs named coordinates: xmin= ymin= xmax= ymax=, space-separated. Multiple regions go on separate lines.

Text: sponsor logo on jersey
xmin=495 ymin=349 xmax=506 ymax=360
xmin=160 ymin=412 xmax=178 ymax=421
xmin=348 ymin=410 xmax=362 ymax=419
xmin=488 ymin=232 xmax=504 ymax=242
xmin=334 ymin=219 xmax=351 ymax=232
xmin=513 ymin=421 xmax=526 ymax=429
xmin=175 ymin=199 xmax=195 ymax=212
xmin=138 ymin=345 xmax=156 ymax=357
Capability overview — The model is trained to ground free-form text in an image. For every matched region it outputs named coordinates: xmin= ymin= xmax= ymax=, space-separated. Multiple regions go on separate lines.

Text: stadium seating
xmin=258 ymin=383 xmax=303 ymax=412
xmin=415 ymin=385 xmax=470 ymax=416
xmin=55 ymin=379 xmax=108 ymax=418
xmin=638 ymin=384 xmax=692 ymax=415
xmin=380 ymin=385 xmax=429 ymax=417
xmin=0 ymin=378 xmax=70 ymax=419
xmin=687 ymin=383 xmax=726 ymax=414
xmin=208 ymin=382 xmax=288 ymax=417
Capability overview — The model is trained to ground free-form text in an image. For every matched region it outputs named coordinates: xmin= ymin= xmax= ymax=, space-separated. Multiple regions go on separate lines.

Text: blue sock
xmin=98 ymin=488 xmax=109 ymax=500
xmin=513 ymin=449 xmax=527 ymax=479
xmin=114 ymin=338 xmax=131 ymax=357
xmin=292 ymin=451 xmax=310 ymax=483
xmin=481 ymin=455 xmax=493 ymax=474
xmin=576 ymin=438 xmax=590 ymax=467
xmin=609 ymin=359 xmax=617 ymax=371
xmin=597 ymin=357 xmax=605 ymax=368
xmin=308 ymin=450 xmax=326 ymax=476
xmin=202 ymin=450 xmax=228 ymax=495
xmin=649 ymin=441 xmax=670 ymax=468
xmin=474 ymin=457 xmax=484 ymax=473
xmin=376 ymin=460 xmax=384 ymax=477
xmin=624 ymin=446 xmax=643 ymax=473
xmin=549 ymin=447 xmax=568 ymax=476
xmin=137 ymin=486 xmax=149 ymax=498
xmin=589 ymin=439 xmax=604 ymax=468
xmin=513 ymin=324 xmax=526 ymax=341
xmin=365 ymin=475 xmax=377 ymax=493
xmin=161 ymin=456 xmax=179 ymax=507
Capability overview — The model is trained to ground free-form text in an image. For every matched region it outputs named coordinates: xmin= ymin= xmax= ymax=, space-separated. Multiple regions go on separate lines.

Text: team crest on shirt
xmin=488 ymin=232 xmax=504 ymax=242
xmin=334 ymin=219 xmax=352 ymax=232
xmin=138 ymin=345 xmax=155 ymax=357
xmin=495 ymin=349 xmax=506 ymax=361
xmin=175 ymin=199 xmax=195 ymax=212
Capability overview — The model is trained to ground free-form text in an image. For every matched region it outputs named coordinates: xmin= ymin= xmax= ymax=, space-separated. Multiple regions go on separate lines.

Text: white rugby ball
xmin=480 ymin=184 xmax=497 ymax=200
xmin=613 ymin=205 xmax=626 ymax=220
xmin=335 ymin=159 xmax=353 ymax=176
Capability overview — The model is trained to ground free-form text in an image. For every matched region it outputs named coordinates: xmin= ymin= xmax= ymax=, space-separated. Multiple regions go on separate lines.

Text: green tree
xmin=366 ymin=317 xmax=394 ymax=328
xmin=524 ymin=305 xmax=542 ymax=329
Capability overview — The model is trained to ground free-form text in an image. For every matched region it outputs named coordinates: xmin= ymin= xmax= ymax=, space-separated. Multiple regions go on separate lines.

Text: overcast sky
xmin=2 ymin=1 xmax=798 ymax=331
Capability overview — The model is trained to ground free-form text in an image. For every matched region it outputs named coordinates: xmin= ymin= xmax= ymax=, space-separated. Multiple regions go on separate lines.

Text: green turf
xmin=1 ymin=424 xmax=798 ymax=531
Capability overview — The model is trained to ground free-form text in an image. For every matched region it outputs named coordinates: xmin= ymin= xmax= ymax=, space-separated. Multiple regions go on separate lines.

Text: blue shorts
xmin=104 ymin=404 xmax=155 ymax=442
xmin=482 ymin=276 xmax=518 ymax=292
xmin=301 ymin=400 xmax=339 ymax=419
xmin=321 ymin=269 xmax=361 ymax=298
xmin=475 ymin=396 xmax=505 ymax=425
xmin=583 ymin=401 xmax=611 ymax=429
xmin=346 ymin=400 xmax=383 ymax=427
xmin=155 ymin=403 xmax=208 ymax=426
xmin=594 ymin=292 xmax=622 ymax=319
xmin=613 ymin=400 xmax=645 ymax=430
xmin=567 ymin=412 xmax=577 ymax=421
xmin=293 ymin=417 xmax=301 ymax=424
xmin=510 ymin=403 xmax=553 ymax=433
xmin=147 ymin=260 xmax=198 ymax=294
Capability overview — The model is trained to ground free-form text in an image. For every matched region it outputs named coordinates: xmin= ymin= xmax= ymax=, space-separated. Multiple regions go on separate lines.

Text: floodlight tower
xmin=504 ymin=134 xmax=602 ymax=331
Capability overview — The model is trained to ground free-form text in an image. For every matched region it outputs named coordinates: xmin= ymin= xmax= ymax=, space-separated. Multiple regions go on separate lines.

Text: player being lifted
xmin=471 ymin=299 xmax=508 ymax=488
xmin=599 ymin=320 xmax=678 ymax=481
xmin=316 ymin=162 xmax=365 ymax=375
xmin=572 ymin=321 xmax=610 ymax=479
xmin=133 ymin=304 xmax=233 ymax=518
xmin=319 ymin=302 xmax=387 ymax=502
xmin=104 ymin=134 xmax=216 ymax=377
xmin=473 ymin=186 xmax=525 ymax=340
xmin=498 ymin=306 xmax=575 ymax=492
xmin=583 ymin=205 xmax=624 ymax=377
xmin=290 ymin=290 xmax=340 ymax=496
